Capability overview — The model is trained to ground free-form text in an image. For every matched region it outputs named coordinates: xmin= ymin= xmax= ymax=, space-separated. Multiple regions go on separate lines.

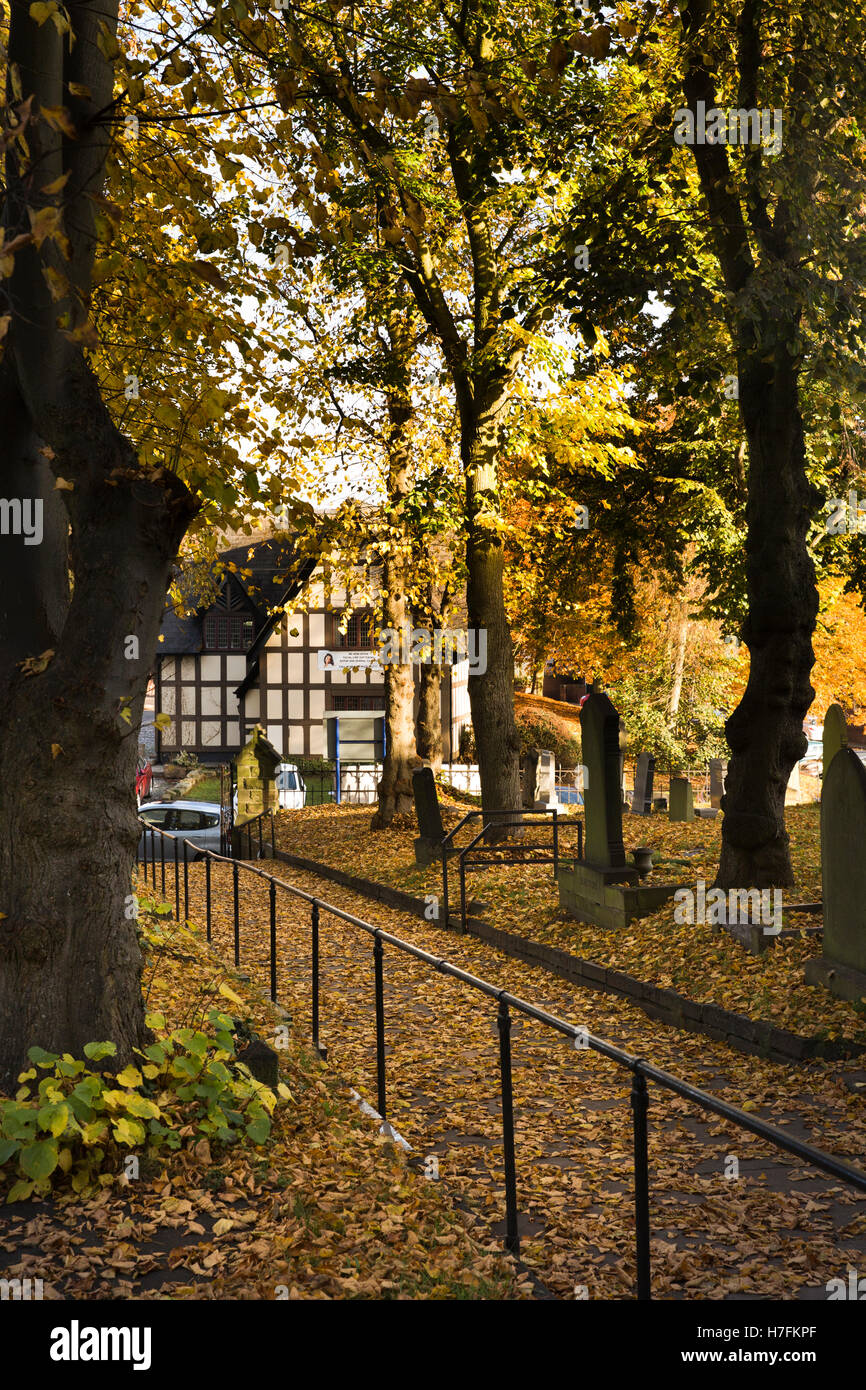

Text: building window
xmin=331 ymin=694 xmax=385 ymax=711
xmin=332 ymin=612 xmax=375 ymax=649
xmin=204 ymin=613 xmax=255 ymax=651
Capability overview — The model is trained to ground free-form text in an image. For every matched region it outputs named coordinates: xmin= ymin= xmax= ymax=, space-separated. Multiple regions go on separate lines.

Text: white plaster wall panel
xmin=200 ymin=655 xmax=221 ymax=681
xmin=201 ymin=687 xmax=222 ymax=717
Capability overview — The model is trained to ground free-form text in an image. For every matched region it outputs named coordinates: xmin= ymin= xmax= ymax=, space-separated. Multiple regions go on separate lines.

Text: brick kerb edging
xmin=269 ymin=847 xmax=864 ymax=1065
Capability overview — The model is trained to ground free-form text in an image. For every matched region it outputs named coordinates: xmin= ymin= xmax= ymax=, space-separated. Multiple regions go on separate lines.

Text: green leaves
xmin=0 ymin=1001 xmax=290 ymax=1203
xmin=19 ymin=1139 xmax=59 ymax=1180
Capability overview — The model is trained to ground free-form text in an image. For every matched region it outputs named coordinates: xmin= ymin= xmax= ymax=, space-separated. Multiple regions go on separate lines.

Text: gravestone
xmin=557 ymin=688 xmax=685 ymax=928
xmin=669 ymin=776 xmax=694 ymax=822
xmin=413 ymin=766 xmax=445 ymax=866
xmin=580 ymin=689 xmax=628 ymax=872
xmin=631 ymin=753 xmax=655 ymax=815
xmin=805 ymin=748 xmax=866 ymax=1001
xmin=535 ymin=749 xmax=556 ymax=808
xmin=709 ymin=758 xmax=726 ymax=809
xmin=823 ymin=703 xmax=849 ymax=779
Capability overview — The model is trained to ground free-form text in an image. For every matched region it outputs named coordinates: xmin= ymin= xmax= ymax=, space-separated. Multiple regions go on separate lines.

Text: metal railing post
xmin=233 ymin=860 xmax=240 ymax=965
xmin=258 ymin=815 xmax=263 ymax=859
xmin=141 ymin=823 xmax=147 ymax=878
xmin=183 ymin=837 xmax=189 ymax=922
xmin=441 ymin=844 xmax=450 ymax=931
xmin=311 ymin=900 xmax=325 ymax=1058
xmin=160 ymin=829 xmax=165 ymax=897
xmin=205 ymin=853 xmax=212 ymax=943
xmin=496 ymin=997 xmax=520 ymax=1256
xmin=373 ymin=932 xmax=386 ymax=1121
xmin=552 ymin=809 xmax=559 ymax=878
xmin=269 ymin=878 xmax=277 ymax=1002
xmin=173 ymin=836 xmax=180 ymax=920
xmin=631 ymin=1065 xmax=652 ymax=1300
xmin=270 ymin=809 xmax=275 ymax=858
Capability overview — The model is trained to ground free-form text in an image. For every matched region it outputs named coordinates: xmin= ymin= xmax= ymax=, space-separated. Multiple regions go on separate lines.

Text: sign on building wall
xmin=318 ymin=650 xmax=385 ymax=673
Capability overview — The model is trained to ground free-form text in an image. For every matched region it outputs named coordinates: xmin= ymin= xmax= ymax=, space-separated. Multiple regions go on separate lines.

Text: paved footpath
xmin=172 ymin=860 xmax=866 ymax=1301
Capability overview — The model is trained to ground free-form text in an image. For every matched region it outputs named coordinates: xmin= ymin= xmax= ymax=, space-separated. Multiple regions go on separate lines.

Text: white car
xmin=137 ymin=800 xmax=223 ymax=860
xmin=276 ymin=763 xmax=306 ymax=809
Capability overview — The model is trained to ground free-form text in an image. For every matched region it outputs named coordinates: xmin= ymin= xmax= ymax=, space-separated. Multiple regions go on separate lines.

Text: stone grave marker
xmin=709 ymin=758 xmax=726 ymax=809
xmin=823 ymin=703 xmax=849 ymax=780
xmin=413 ymin=766 xmax=445 ymax=866
xmin=580 ymin=689 xmax=628 ymax=871
xmin=805 ymin=747 xmax=866 ymax=1001
xmin=557 ymin=688 xmax=685 ymax=928
xmin=669 ymin=776 xmax=694 ymax=822
xmin=631 ymin=752 xmax=655 ymax=815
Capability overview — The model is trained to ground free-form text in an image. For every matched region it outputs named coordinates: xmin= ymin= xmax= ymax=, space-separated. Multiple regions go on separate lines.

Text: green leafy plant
xmin=0 ymin=1010 xmax=291 ymax=1203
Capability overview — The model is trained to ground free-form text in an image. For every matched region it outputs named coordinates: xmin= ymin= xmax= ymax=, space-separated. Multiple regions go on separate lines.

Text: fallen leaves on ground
xmin=272 ymin=803 xmax=865 ymax=1046
xmin=0 ymin=898 xmax=521 ymax=1301
xmin=164 ymin=848 xmax=866 ymax=1301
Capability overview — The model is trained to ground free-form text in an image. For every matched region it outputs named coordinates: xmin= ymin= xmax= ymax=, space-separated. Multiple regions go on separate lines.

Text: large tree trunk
xmin=463 ymin=414 xmax=521 ymax=835
xmin=416 ymin=660 xmax=443 ymax=769
xmin=0 ymin=422 xmax=195 ymax=1090
xmin=715 ymin=351 xmax=817 ymax=888
xmin=0 ymin=0 xmax=198 ymax=1089
xmin=371 ymin=310 xmax=419 ymax=828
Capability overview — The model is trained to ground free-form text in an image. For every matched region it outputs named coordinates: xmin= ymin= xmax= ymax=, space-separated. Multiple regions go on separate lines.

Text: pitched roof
xmin=157 ymin=537 xmax=313 ymax=658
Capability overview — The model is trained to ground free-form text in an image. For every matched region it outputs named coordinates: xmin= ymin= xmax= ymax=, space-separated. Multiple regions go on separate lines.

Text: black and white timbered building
xmin=154 ymin=537 xmax=470 ymax=766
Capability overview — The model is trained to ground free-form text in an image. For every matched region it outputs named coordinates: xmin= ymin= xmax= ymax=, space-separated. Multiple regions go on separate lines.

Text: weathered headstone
xmin=413 ymin=766 xmax=445 ymax=866
xmin=805 ymin=748 xmax=866 ymax=1001
xmin=823 ymin=703 xmax=849 ymax=780
xmin=557 ymin=689 xmax=686 ymax=928
xmin=524 ymin=748 xmax=557 ymax=809
xmin=709 ymin=758 xmax=726 ymax=809
xmin=631 ymin=753 xmax=655 ymax=815
xmin=581 ymin=689 xmax=628 ymax=871
xmin=669 ymin=776 xmax=694 ymax=822
xmin=538 ymin=749 xmax=556 ymax=805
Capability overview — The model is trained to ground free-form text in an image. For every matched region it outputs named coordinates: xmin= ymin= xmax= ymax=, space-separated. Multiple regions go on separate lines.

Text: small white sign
xmin=318 ymin=649 xmax=384 ymax=673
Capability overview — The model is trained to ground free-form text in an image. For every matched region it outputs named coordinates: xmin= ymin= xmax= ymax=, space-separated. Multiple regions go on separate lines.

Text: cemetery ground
xmin=0 ymin=895 xmax=520 ymax=1300
xmin=272 ymin=802 xmax=859 ymax=1048
xmin=160 ymin=836 xmax=866 ymax=1301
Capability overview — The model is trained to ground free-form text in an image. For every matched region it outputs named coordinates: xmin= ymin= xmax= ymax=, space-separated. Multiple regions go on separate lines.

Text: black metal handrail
xmin=136 ymin=820 xmax=866 ymax=1299
xmin=439 ymin=807 xmax=576 ymax=933
xmin=456 ymin=813 xmax=576 ymax=933
xmin=233 ymin=808 xmax=276 ymax=861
